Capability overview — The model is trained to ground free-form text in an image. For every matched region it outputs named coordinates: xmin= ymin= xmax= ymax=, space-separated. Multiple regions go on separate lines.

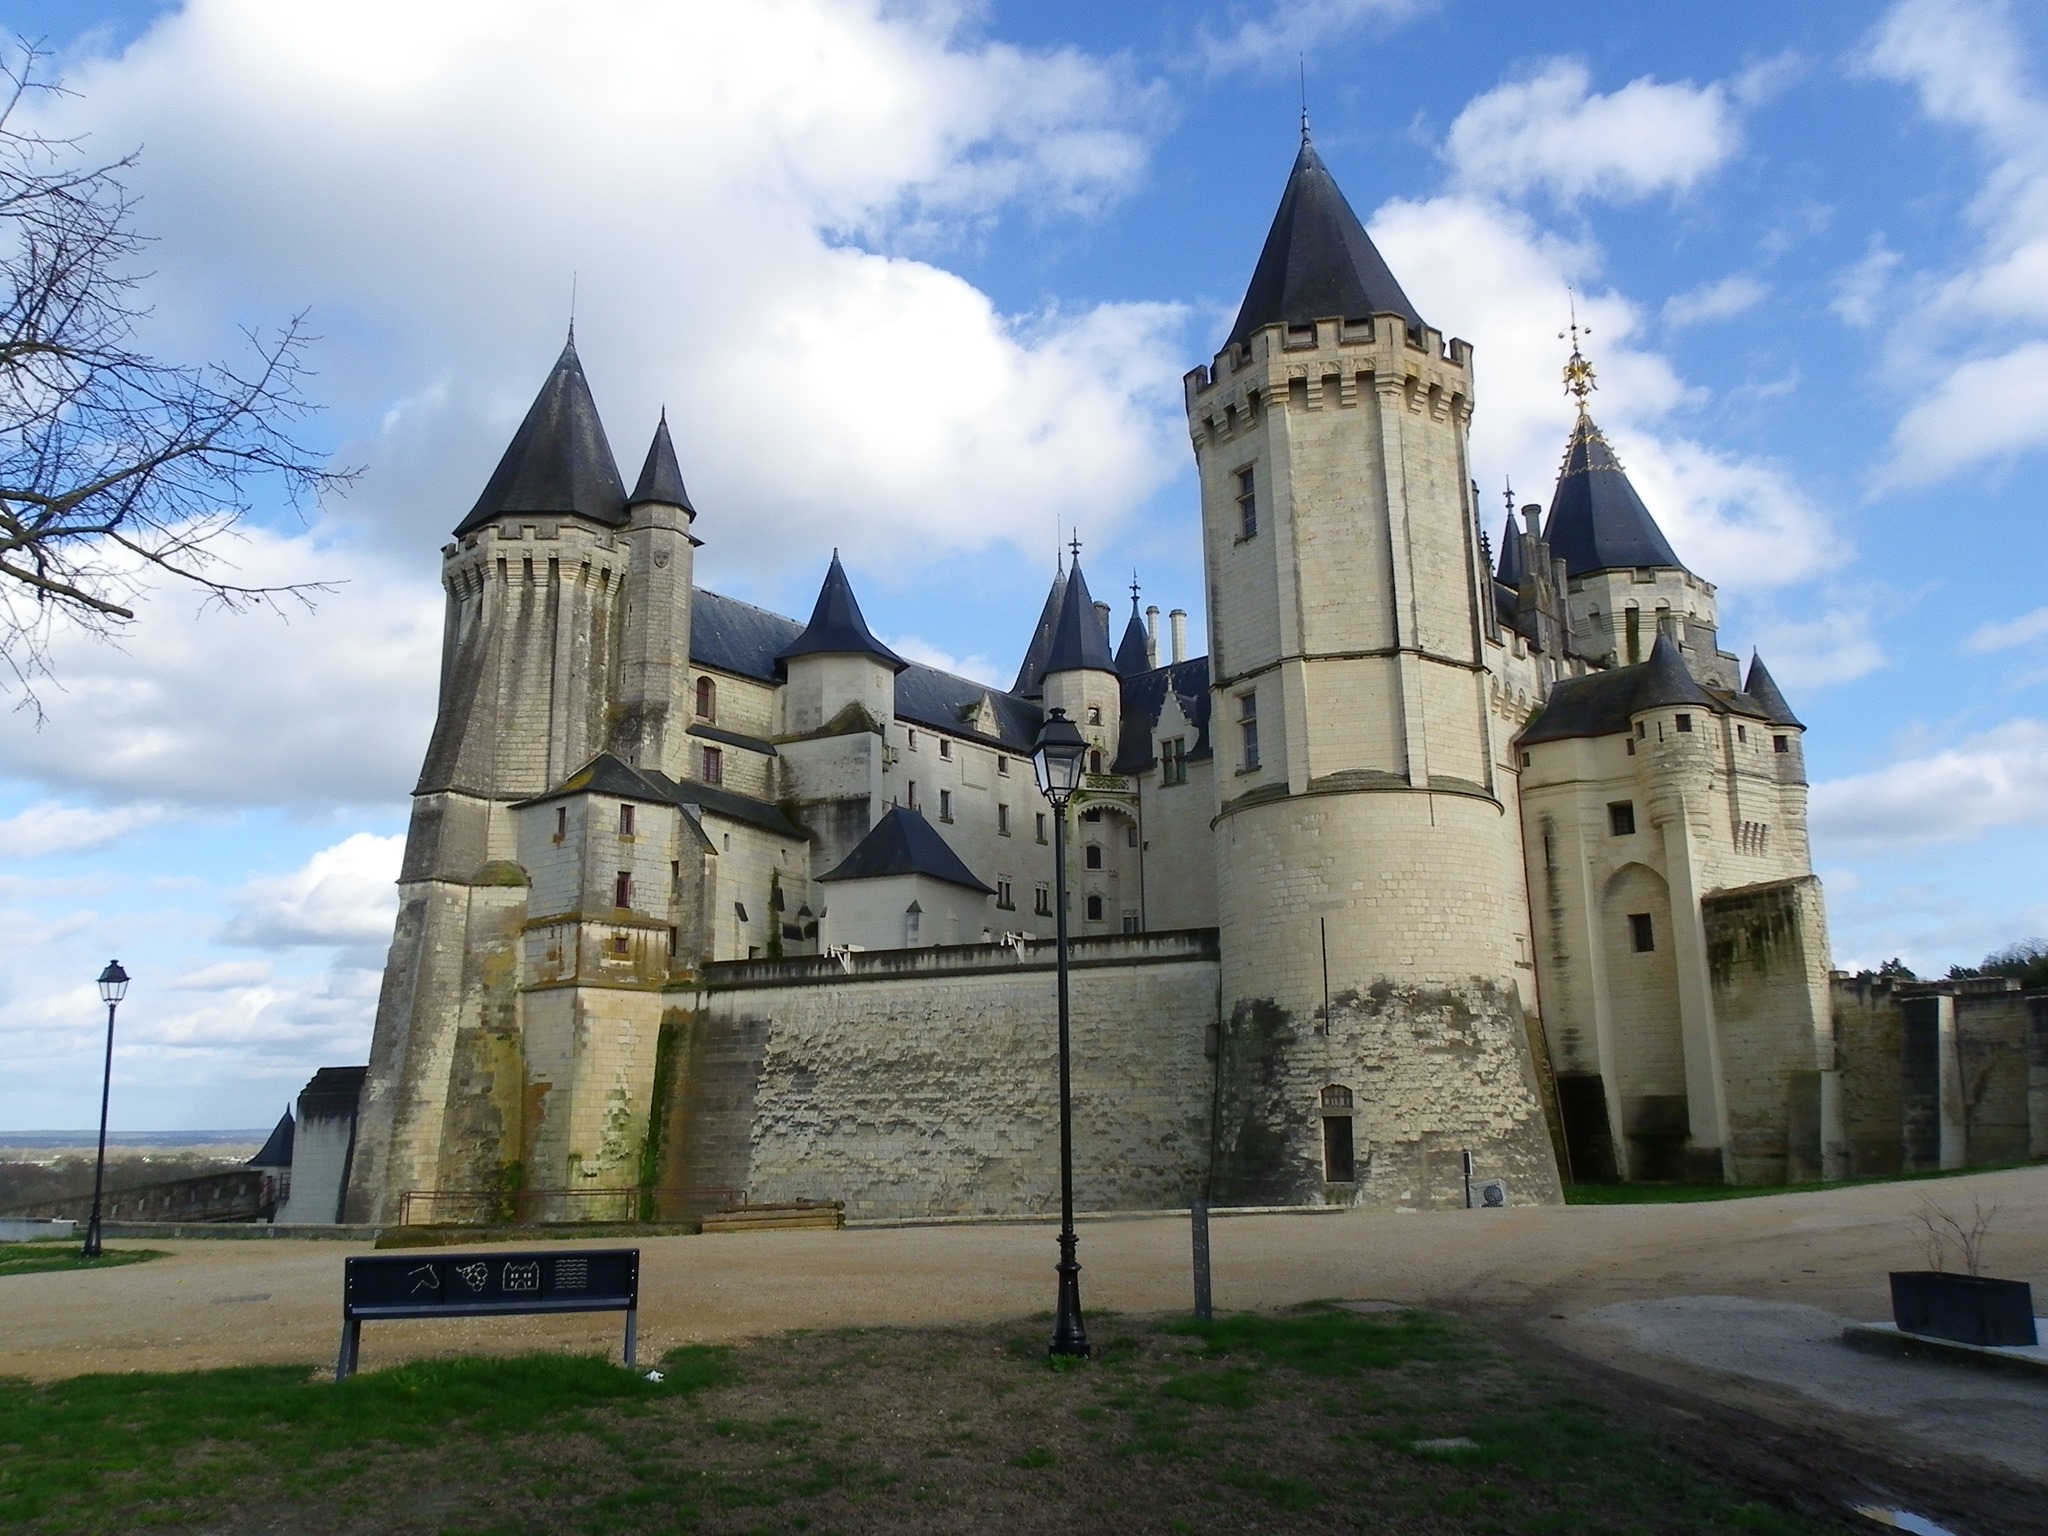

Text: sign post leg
xmin=624 ymin=1306 xmax=638 ymax=1369
xmin=1191 ymin=1199 xmax=1213 ymax=1321
xmin=336 ymin=1317 xmax=361 ymax=1382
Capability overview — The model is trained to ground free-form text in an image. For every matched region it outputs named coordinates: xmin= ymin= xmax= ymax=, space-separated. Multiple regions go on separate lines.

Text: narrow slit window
xmin=614 ymin=871 xmax=633 ymax=909
xmin=1034 ymin=883 xmax=1051 ymax=916
xmin=554 ymin=806 xmax=568 ymax=841
xmin=938 ymin=788 xmax=954 ymax=822
xmin=618 ymin=803 xmax=635 ymax=837
xmin=1629 ymin=913 xmax=1655 ymax=953
xmin=1236 ymin=466 xmax=1257 ymax=539
xmin=997 ymin=803 xmax=1011 ymax=836
xmin=1239 ymin=691 xmax=1260 ymax=770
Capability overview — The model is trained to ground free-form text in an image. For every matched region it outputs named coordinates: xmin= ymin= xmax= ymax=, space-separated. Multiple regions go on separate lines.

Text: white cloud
xmin=0 ymin=800 xmax=180 ymax=857
xmin=0 ymin=528 xmax=441 ymax=808
xmin=222 ymin=832 xmax=403 ymax=949
xmin=170 ymin=961 xmax=275 ymax=990
xmin=1882 ymin=339 xmax=2048 ymax=487
xmin=1747 ymin=605 xmax=1886 ymax=689
xmin=1830 ymin=241 xmax=1900 ymax=328
xmin=1662 ymin=274 xmax=1767 ymax=329
xmin=1968 ymin=605 xmax=2048 ymax=652
xmin=1200 ymin=0 xmax=1422 ymax=73
xmin=1811 ymin=718 xmax=2048 ymax=850
xmin=1444 ymin=60 xmax=1741 ymax=205
xmin=37 ymin=0 xmax=1185 ymax=584
xmin=884 ymin=635 xmax=1003 ymax=689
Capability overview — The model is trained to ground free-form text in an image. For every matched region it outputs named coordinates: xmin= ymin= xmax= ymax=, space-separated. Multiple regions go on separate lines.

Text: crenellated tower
xmin=1188 ymin=137 xmax=1562 ymax=1207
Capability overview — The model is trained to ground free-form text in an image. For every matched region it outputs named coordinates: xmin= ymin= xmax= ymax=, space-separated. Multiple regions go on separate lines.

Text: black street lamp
xmin=1030 ymin=707 xmax=1091 ymax=1359
xmin=81 ymin=959 xmax=129 ymax=1259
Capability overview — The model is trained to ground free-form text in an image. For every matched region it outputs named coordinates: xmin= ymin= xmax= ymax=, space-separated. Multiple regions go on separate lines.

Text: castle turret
xmin=775 ymin=551 xmax=906 ymax=736
xmin=1012 ymin=560 xmax=1071 ymax=699
xmin=612 ymin=411 xmax=702 ymax=778
xmin=1039 ymin=555 xmax=1121 ymax=776
xmin=1188 ymin=136 xmax=1561 ymax=1208
xmin=349 ymin=332 xmax=634 ymax=1222
xmin=1114 ymin=582 xmax=1153 ymax=678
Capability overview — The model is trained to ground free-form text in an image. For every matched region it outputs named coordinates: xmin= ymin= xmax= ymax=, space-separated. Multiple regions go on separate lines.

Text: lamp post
xmin=81 ymin=960 xmax=129 ymax=1259
xmin=1030 ymin=707 xmax=1091 ymax=1359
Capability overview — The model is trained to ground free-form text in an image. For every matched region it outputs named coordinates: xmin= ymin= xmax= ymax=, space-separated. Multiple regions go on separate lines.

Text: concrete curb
xmin=1841 ymin=1320 xmax=2048 ymax=1381
xmin=844 ymin=1204 xmax=1350 ymax=1231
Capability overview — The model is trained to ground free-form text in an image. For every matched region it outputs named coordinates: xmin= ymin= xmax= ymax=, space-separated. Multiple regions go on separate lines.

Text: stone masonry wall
xmin=676 ymin=931 xmax=1219 ymax=1219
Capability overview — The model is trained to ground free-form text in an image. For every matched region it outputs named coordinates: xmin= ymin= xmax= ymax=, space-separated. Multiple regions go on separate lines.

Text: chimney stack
xmin=1093 ymin=600 xmax=1111 ymax=643
xmin=1169 ymin=608 xmax=1187 ymax=663
xmin=1145 ymin=604 xmax=1160 ymax=668
xmin=1521 ymin=502 xmax=1541 ymax=540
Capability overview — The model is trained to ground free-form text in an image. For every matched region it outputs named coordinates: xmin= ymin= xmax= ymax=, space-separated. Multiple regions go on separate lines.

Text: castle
xmin=343 ymin=137 xmax=1840 ymax=1225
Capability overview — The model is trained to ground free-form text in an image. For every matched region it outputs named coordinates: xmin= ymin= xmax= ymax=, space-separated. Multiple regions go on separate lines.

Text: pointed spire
xmin=626 ymin=409 xmax=695 ymax=515
xmin=1540 ymin=411 xmax=1686 ymax=578
xmin=1495 ymin=515 xmax=1526 ymax=586
xmin=1044 ymin=558 xmax=1117 ymax=676
xmin=775 ymin=551 xmax=907 ymax=674
xmin=1635 ymin=630 xmax=1714 ymax=712
xmin=1744 ymin=651 xmax=1802 ymax=727
xmin=1225 ymin=139 xmax=1424 ymax=351
xmin=1011 ymin=563 xmax=1072 ymax=698
xmin=1114 ymin=582 xmax=1152 ymax=677
xmin=455 ymin=334 xmax=627 ymax=536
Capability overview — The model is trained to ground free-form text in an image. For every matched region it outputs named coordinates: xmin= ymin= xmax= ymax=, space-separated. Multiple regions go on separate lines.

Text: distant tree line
xmin=1860 ymin=939 xmax=2048 ymax=989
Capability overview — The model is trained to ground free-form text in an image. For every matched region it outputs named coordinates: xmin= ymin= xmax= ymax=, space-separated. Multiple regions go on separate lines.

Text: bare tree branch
xmin=0 ymin=38 xmax=353 ymax=708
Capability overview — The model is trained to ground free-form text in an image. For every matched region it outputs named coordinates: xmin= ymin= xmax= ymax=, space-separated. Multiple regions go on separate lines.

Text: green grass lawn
xmin=0 ymin=1246 xmax=162 ymax=1279
xmin=0 ymin=1305 xmax=1838 ymax=1535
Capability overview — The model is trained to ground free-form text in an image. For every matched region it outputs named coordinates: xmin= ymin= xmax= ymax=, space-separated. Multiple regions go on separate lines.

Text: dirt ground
xmin=3 ymin=1165 xmax=2044 ymax=1531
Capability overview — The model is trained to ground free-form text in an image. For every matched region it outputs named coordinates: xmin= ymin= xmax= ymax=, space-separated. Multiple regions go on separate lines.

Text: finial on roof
xmin=1299 ymin=54 xmax=1310 ymax=143
xmin=1069 ymin=531 xmax=1083 ymax=564
xmin=1503 ymin=478 xmax=1516 ymax=519
xmin=1130 ymin=571 xmax=1141 ymax=606
xmin=1560 ymin=292 xmax=1596 ymax=413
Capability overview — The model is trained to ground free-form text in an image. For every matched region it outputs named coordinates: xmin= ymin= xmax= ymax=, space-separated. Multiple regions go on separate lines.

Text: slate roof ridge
xmin=817 ymin=804 xmax=994 ymax=894
xmin=775 ymin=551 xmax=909 ymax=674
xmin=1540 ymin=410 xmax=1686 ymax=578
xmin=1743 ymin=650 xmax=1803 ymax=728
xmin=1225 ymin=136 xmax=1425 ymax=351
xmin=455 ymin=334 xmax=628 ymax=537
xmin=626 ymin=409 xmax=695 ymax=514
xmin=1043 ymin=558 xmax=1117 ymax=675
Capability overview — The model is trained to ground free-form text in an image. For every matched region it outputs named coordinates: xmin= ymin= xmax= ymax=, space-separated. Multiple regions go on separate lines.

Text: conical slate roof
xmin=776 ymin=552 xmax=907 ymax=674
xmin=1043 ymin=559 xmax=1117 ymax=676
xmin=1011 ymin=563 xmax=1071 ymax=698
xmin=627 ymin=411 xmax=695 ymax=514
xmin=1542 ymin=412 xmax=1685 ymax=578
xmin=1639 ymin=631 xmax=1714 ymax=711
xmin=1496 ymin=516 xmax=1525 ymax=586
xmin=455 ymin=334 xmax=628 ymax=537
xmin=818 ymin=804 xmax=994 ymax=895
xmin=1225 ymin=137 xmax=1425 ymax=351
xmin=1744 ymin=652 xmax=1802 ymax=728
xmin=1518 ymin=631 xmax=1714 ymax=746
xmin=248 ymin=1110 xmax=294 ymax=1169
xmin=1115 ymin=598 xmax=1152 ymax=677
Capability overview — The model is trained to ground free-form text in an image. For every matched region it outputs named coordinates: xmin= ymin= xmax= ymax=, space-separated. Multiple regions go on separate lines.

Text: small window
xmin=554 ymin=806 xmax=568 ymax=841
xmin=1034 ymin=883 xmax=1051 ymax=916
xmin=939 ymin=738 xmax=953 ymax=760
xmin=1321 ymin=1084 xmax=1354 ymax=1110
xmin=1126 ymin=824 xmax=1138 ymax=849
xmin=997 ymin=803 xmax=1011 ymax=836
xmin=1085 ymin=894 xmax=1104 ymax=922
xmin=702 ymin=745 xmax=724 ymax=785
xmin=996 ymin=877 xmax=1014 ymax=911
xmin=1239 ymin=691 xmax=1260 ymax=770
xmin=1608 ymin=801 xmax=1636 ymax=837
xmin=907 ymin=780 xmax=919 ymax=810
xmin=1085 ymin=844 xmax=1103 ymax=870
xmin=614 ymin=870 xmax=633 ymax=909
xmin=1635 ymin=721 xmax=1647 ymax=739
xmin=695 ymin=676 xmax=716 ymax=721
xmin=998 ymin=755 xmax=1010 ymax=776
xmin=904 ymin=905 xmax=921 ymax=943
xmin=1322 ymin=1114 xmax=1355 ymax=1183
xmin=670 ymin=860 xmax=680 ymax=892
xmin=1089 ymin=749 xmax=1103 ymax=773
xmin=667 ymin=925 xmax=679 ymax=957
xmin=1773 ymin=734 xmax=1789 ymax=754
xmin=938 ymin=788 xmax=954 ymax=822
xmin=1036 ymin=813 xmax=1048 ymax=844
xmin=1121 ymin=911 xmax=1139 ymax=934
xmin=1520 ymin=751 xmax=1531 ymax=768
xmin=1629 ymin=913 xmax=1655 ymax=953
xmin=1236 ymin=466 xmax=1257 ymax=539
xmin=907 ymin=729 xmax=918 ymax=751
xmin=1161 ymin=736 xmax=1188 ymax=786
xmin=1736 ymin=723 xmax=1747 ymax=743
xmin=1675 ymin=713 xmax=1693 ymax=733
xmin=1087 ymin=705 xmax=1102 ymax=725
xmin=611 ymin=931 xmax=631 ymax=958
xmin=619 ymin=803 xmax=635 ymax=838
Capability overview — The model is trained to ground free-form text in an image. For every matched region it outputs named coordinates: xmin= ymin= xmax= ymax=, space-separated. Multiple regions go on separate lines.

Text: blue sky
xmin=2 ymin=0 xmax=2045 ymax=1129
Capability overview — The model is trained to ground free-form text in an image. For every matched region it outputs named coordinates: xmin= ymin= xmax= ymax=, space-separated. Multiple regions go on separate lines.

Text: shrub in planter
xmin=1889 ymin=1270 xmax=2038 ymax=1347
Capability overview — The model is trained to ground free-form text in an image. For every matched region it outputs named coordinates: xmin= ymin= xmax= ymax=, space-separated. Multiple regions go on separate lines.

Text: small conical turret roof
xmin=455 ymin=333 xmax=627 ymax=537
xmin=775 ymin=552 xmax=907 ymax=674
xmin=1744 ymin=652 xmax=1802 ymax=728
xmin=248 ymin=1109 xmax=294 ymax=1169
xmin=1496 ymin=516 xmax=1525 ymax=586
xmin=1636 ymin=631 xmax=1714 ymax=713
xmin=1225 ymin=136 xmax=1425 ymax=351
xmin=1043 ymin=559 xmax=1117 ymax=676
xmin=1542 ymin=412 xmax=1685 ymax=578
xmin=627 ymin=411 xmax=695 ymax=515
xmin=1012 ymin=562 xmax=1071 ymax=698
xmin=1115 ymin=592 xmax=1152 ymax=677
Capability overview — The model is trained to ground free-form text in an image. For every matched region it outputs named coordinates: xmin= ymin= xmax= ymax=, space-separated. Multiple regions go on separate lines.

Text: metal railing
xmin=397 ymin=1186 xmax=745 ymax=1226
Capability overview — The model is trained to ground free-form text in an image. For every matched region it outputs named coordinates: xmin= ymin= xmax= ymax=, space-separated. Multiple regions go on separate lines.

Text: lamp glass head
xmin=1031 ymin=708 xmax=1088 ymax=805
xmin=97 ymin=960 xmax=129 ymax=1005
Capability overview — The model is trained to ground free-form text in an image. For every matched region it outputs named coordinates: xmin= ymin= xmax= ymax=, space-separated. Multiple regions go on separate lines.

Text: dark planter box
xmin=1889 ymin=1271 xmax=2039 ymax=1347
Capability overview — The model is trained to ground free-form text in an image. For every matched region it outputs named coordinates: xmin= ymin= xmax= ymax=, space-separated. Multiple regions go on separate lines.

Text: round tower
xmin=1190 ymin=137 xmax=1562 ymax=1208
